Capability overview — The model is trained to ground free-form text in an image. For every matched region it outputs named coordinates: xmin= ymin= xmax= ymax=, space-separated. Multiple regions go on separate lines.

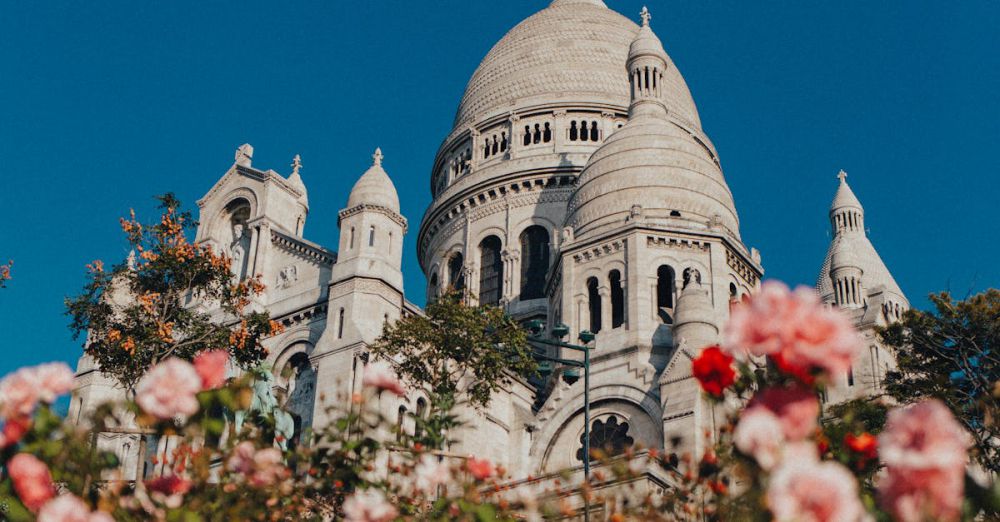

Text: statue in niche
xmin=683 ymin=267 xmax=702 ymax=289
xmin=230 ymin=222 xmax=251 ymax=280
xmin=230 ymin=368 xmax=296 ymax=451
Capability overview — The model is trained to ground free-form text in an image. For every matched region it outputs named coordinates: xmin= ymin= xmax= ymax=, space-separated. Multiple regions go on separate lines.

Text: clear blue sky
xmin=1 ymin=1 xmax=998 ymax=378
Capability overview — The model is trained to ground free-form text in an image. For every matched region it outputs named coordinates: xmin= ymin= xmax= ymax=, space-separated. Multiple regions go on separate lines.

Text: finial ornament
xmin=291 ymin=154 xmax=302 ymax=176
xmin=640 ymin=6 xmax=651 ymax=27
xmin=837 ymin=169 xmax=848 ymax=183
xmin=372 ymin=147 xmax=384 ymax=167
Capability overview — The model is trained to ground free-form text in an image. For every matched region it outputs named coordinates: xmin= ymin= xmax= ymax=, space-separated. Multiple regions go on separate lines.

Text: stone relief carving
xmin=278 ymin=265 xmax=298 ymax=288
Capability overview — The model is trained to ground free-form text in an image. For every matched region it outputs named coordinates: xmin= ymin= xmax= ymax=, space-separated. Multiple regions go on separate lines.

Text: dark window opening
xmin=448 ymin=252 xmax=465 ymax=291
xmin=543 ymin=122 xmax=552 ymax=143
xmin=519 ymin=226 xmax=550 ymax=300
xmin=523 ymin=126 xmax=531 ymax=146
xmin=337 ymin=308 xmax=345 ymax=339
xmin=569 ymin=121 xmax=578 ymax=141
xmin=576 ymin=416 xmax=633 ymax=462
xmin=587 ymin=276 xmax=602 ymax=334
xmin=590 ymin=121 xmax=599 ymax=141
xmin=478 ymin=236 xmax=503 ymax=305
xmin=656 ymin=265 xmax=675 ymax=324
xmin=610 ymin=270 xmax=624 ymax=328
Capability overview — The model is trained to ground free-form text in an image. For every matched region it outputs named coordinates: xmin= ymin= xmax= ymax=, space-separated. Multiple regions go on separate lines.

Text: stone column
xmin=553 ymin=109 xmax=567 ymax=151
xmin=507 ymin=113 xmax=520 ymax=160
xmin=601 ymin=111 xmax=615 ymax=140
xmin=468 ymin=128 xmax=480 ymax=171
xmin=599 ymin=285 xmax=611 ymax=334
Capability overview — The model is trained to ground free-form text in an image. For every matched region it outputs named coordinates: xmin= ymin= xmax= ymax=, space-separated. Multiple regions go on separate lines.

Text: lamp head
xmin=578 ymin=330 xmax=596 ymax=344
xmin=552 ymin=323 xmax=570 ymax=339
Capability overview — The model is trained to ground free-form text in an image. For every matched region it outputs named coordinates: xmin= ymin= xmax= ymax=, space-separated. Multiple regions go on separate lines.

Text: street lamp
xmin=525 ymin=321 xmax=594 ymax=520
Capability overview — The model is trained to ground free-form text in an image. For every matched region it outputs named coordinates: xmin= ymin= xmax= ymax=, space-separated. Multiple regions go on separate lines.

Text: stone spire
xmin=626 ymin=7 xmax=670 ymax=119
xmin=817 ymin=170 xmax=907 ymax=313
xmin=830 ymin=170 xmax=864 ymax=235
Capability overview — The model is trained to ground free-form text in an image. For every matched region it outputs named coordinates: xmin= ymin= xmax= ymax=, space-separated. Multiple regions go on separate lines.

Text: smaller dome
xmin=628 ymin=8 xmax=667 ymax=62
xmin=347 ymin=148 xmax=400 ymax=213
xmin=830 ymin=240 xmax=862 ymax=271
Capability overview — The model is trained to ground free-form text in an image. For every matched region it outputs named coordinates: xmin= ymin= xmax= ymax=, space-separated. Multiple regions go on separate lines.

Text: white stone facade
xmin=71 ymin=0 xmax=906 ymax=485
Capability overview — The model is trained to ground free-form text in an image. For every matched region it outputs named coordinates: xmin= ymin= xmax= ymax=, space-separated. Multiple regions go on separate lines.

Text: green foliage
xmin=371 ymin=291 xmax=536 ymax=449
xmin=65 ymin=194 xmax=279 ymax=389
xmin=881 ymin=289 xmax=1000 ymax=473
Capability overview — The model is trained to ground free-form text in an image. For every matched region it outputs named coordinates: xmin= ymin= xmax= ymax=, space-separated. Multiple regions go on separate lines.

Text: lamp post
xmin=526 ymin=320 xmax=594 ymax=520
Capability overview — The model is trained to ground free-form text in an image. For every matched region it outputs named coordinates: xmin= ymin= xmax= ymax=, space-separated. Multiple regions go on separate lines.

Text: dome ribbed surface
xmin=817 ymin=234 xmax=905 ymax=301
xmin=451 ymin=2 xmax=700 ymax=129
xmin=567 ymin=113 xmax=740 ymax=241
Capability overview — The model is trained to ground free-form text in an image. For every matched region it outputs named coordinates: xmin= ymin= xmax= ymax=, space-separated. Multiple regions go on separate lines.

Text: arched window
xmin=448 ymin=252 xmax=465 ymax=290
xmin=428 ymin=272 xmax=439 ymax=300
xmin=580 ymin=121 xmax=589 ymax=141
xmin=576 ymin=416 xmax=633 ymax=462
xmin=519 ymin=226 xmax=549 ymax=300
xmin=533 ymin=124 xmax=541 ymax=144
xmin=483 ymin=138 xmax=491 ymax=159
xmin=396 ymin=405 xmax=407 ymax=442
xmin=337 ymin=308 xmax=345 ymax=339
xmin=368 ymin=226 xmax=376 ymax=247
xmin=523 ymin=125 xmax=531 ymax=146
xmin=478 ymin=236 xmax=503 ymax=305
xmin=587 ymin=276 xmax=602 ymax=334
xmin=543 ymin=122 xmax=552 ymax=143
xmin=590 ymin=121 xmax=599 ymax=141
xmin=500 ymin=132 xmax=508 ymax=152
xmin=415 ymin=398 xmax=427 ymax=438
xmin=491 ymin=135 xmax=499 ymax=155
xmin=285 ymin=352 xmax=316 ymax=448
xmin=609 ymin=270 xmax=624 ymax=329
xmin=569 ymin=121 xmax=579 ymax=141
xmin=656 ymin=265 xmax=675 ymax=323
xmin=349 ymin=227 xmax=355 ymax=249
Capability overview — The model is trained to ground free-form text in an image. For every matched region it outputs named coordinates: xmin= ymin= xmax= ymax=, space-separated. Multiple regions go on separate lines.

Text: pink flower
xmin=226 ymin=441 xmax=288 ymax=487
xmin=36 ymin=494 xmax=114 ymax=522
xmin=767 ymin=453 xmax=867 ymax=522
xmin=343 ymin=488 xmax=398 ymax=522
xmin=135 ymin=358 xmax=202 ymax=420
xmin=750 ymin=385 xmax=820 ymax=441
xmin=0 ymin=367 xmax=39 ymax=418
xmin=724 ymin=281 xmax=861 ymax=382
xmin=413 ymin=454 xmax=451 ymax=494
xmin=8 ymin=453 xmax=55 ymax=512
xmin=466 ymin=456 xmax=495 ymax=480
xmin=34 ymin=362 xmax=75 ymax=403
xmin=877 ymin=400 xmax=970 ymax=522
xmin=362 ymin=361 xmax=406 ymax=397
xmin=193 ymin=350 xmax=229 ymax=390
xmin=733 ymin=408 xmax=785 ymax=470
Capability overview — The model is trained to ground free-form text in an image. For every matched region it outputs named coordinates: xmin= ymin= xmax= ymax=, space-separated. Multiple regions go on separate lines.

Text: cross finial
xmin=640 ymin=6 xmax=651 ymax=27
xmin=291 ymin=154 xmax=302 ymax=176
xmin=837 ymin=169 xmax=848 ymax=183
xmin=372 ymin=147 xmax=384 ymax=167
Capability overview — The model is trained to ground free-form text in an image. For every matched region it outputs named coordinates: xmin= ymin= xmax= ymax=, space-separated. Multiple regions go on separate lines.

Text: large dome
xmin=451 ymin=0 xmax=701 ymax=130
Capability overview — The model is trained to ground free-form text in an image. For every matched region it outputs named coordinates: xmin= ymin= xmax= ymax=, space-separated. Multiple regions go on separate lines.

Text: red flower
xmin=466 ymin=457 xmax=495 ymax=480
xmin=0 ymin=415 xmax=31 ymax=448
xmin=691 ymin=345 xmax=736 ymax=397
xmin=845 ymin=432 xmax=878 ymax=467
xmin=145 ymin=474 xmax=193 ymax=496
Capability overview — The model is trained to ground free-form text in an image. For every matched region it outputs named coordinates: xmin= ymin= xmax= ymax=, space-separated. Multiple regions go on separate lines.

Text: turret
xmin=626 ymin=7 xmax=669 ymax=120
xmin=817 ymin=170 xmax=908 ymax=321
xmin=332 ymin=148 xmax=407 ymax=292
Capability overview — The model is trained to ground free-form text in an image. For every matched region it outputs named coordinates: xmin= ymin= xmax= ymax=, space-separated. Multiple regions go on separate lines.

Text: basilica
xmin=71 ymin=0 xmax=909 ymax=486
